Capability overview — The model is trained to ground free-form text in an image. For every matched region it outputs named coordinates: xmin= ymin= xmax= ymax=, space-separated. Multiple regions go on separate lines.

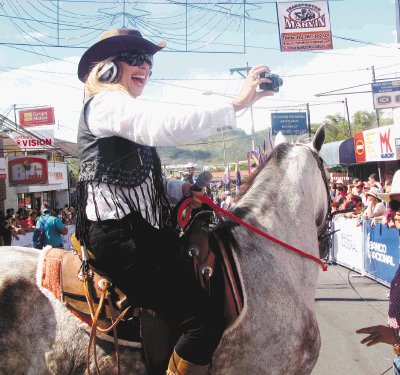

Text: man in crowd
xmin=37 ymin=204 xmax=68 ymax=248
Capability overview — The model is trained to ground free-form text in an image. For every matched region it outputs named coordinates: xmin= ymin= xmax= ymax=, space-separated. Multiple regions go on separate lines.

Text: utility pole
xmin=230 ymin=63 xmax=256 ymax=150
xmin=306 ymin=103 xmax=311 ymax=138
xmin=371 ymin=66 xmax=380 ymax=127
xmin=344 ymin=97 xmax=352 ymax=138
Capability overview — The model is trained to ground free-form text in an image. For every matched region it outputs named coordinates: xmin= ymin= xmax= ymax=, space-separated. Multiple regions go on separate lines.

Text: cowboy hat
xmin=365 ymin=186 xmax=383 ymax=200
xmin=378 ymin=170 xmax=400 ymax=202
xmin=78 ymin=28 xmax=166 ymax=82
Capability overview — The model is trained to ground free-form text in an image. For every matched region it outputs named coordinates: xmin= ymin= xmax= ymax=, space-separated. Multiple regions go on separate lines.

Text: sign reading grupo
xmin=276 ymin=0 xmax=333 ymax=52
xmin=8 ymin=155 xmax=48 ymax=186
xmin=18 ymin=107 xmax=55 ymax=127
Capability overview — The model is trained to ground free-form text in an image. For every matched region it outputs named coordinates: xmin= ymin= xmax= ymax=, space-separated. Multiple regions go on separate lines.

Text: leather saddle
xmin=41 ymin=213 xmax=244 ymax=374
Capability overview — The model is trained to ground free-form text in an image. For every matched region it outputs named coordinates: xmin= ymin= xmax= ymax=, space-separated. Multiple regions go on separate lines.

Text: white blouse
xmin=84 ymin=90 xmax=236 ymax=222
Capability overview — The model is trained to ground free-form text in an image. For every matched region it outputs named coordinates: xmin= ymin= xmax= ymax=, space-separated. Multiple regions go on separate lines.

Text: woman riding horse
xmin=75 ymin=28 xmax=274 ymax=375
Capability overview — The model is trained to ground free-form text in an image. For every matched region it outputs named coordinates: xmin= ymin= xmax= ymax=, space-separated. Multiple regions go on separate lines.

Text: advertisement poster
xmin=8 ymin=128 xmax=54 ymax=151
xmin=271 ymin=112 xmax=308 ymax=135
xmin=277 ymin=1 xmax=333 ymax=52
xmin=18 ymin=107 xmax=55 ymax=127
xmin=371 ymin=80 xmax=400 ymax=110
xmin=8 ymin=155 xmax=48 ymax=186
xmin=364 ymin=222 xmax=400 ymax=286
xmin=353 ymin=125 xmax=398 ymax=163
xmin=332 ymin=217 xmax=364 ymax=272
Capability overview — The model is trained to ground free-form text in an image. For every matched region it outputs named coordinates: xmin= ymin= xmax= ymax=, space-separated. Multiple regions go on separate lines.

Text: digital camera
xmin=259 ymin=72 xmax=283 ymax=92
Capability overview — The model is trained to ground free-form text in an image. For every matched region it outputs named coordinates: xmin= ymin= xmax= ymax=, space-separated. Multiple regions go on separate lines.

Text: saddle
xmin=40 ymin=214 xmax=244 ymax=374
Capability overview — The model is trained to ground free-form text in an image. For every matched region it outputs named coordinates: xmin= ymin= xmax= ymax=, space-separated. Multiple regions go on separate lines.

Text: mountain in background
xmin=158 ymin=128 xmax=270 ymax=167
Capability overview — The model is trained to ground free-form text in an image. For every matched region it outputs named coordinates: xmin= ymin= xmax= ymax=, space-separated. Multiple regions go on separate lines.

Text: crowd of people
xmin=0 ymin=204 xmax=75 ymax=246
xmin=331 ymin=171 xmax=400 ymax=230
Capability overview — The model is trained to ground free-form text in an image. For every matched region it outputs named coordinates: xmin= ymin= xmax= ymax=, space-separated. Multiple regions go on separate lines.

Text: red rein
xmin=177 ymin=195 xmax=328 ymax=271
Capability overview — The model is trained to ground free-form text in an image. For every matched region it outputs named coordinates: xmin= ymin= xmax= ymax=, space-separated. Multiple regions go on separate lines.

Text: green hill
xmin=158 ymin=128 xmax=270 ymax=166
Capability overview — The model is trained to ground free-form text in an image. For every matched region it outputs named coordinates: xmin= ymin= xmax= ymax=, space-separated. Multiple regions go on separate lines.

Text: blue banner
xmin=364 ymin=221 xmax=400 ymax=284
xmin=271 ymin=112 xmax=308 ymax=135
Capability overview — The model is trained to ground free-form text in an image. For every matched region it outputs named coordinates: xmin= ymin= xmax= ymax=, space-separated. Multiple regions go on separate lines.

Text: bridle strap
xmin=177 ymin=195 xmax=328 ymax=271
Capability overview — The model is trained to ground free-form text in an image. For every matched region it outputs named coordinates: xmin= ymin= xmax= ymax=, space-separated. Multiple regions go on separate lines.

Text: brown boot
xmin=166 ymin=349 xmax=209 ymax=375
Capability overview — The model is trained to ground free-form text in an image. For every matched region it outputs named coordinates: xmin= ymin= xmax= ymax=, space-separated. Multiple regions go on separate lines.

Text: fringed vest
xmin=75 ymin=96 xmax=171 ymax=245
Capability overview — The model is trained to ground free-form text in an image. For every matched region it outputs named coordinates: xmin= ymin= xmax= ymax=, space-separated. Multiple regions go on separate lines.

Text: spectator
xmin=36 ymin=204 xmax=68 ymax=248
xmin=2 ymin=208 xmax=14 ymax=245
xmin=363 ymin=187 xmax=385 ymax=220
xmin=183 ymin=163 xmax=196 ymax=185
xmin=329 ymin=182 xmax=336 ymax=201
xmin=377 ymin=170 xmax=400 ymax=229
xmin=357 ymin=173 xmax=400 ymax=373
xmin=368 ymin=173 xmax=383 ymax=191
xmin=26 ymin=210 xmax=38 ymax=231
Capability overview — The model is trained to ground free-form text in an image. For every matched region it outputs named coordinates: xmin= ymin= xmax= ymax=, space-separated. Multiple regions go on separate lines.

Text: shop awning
xmin=320 ymin=139 xmax=355 ymax=166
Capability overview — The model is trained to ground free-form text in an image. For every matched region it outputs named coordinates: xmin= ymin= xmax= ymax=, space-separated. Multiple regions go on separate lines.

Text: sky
xmin=0 ymin=0 xmax=399 ymax=148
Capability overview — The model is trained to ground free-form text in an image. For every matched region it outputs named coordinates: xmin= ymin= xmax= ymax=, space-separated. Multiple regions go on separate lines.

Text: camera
xmin=259 ymin=72 xmax=283 ymax=92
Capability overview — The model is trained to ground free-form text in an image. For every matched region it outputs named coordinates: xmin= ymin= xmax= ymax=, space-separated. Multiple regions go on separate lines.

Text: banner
xmin=332 ymin=217 xmax=364 ymax=272
xmin=8 ymin=155 xmax=48 ymax=186
xmin=277 ymin=1 xmax=333 ymax=52
xmin=18 ymin=107 xmax=55 ymax=127
xmin=48 ymin=163 xmax=68 ymax=189
xmin=364 ymin=221 xmax=400 ymax=285
xmin=353 ymin=124 xmax=398 ymax=162
xmin=371 ymin=80 xmax=400 ymax=110
xmin=271 ymin=112 xmax=308 ymax=135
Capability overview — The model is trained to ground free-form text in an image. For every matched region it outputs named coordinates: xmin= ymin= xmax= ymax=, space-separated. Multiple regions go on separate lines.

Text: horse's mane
xmin=236 ymin=142 xmax=293 ymax=201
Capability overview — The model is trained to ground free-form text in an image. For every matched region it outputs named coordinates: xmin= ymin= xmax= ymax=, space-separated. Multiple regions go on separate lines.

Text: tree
xmin=321 ymin=114 xmax=349 ymax=142
xmin=351 ymin=110 xmax=377 ymax=133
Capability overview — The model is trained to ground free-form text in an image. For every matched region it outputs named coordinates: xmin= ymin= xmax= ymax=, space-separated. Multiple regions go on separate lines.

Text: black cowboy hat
xmin=78 ymin=28 xmax=166 ymax=82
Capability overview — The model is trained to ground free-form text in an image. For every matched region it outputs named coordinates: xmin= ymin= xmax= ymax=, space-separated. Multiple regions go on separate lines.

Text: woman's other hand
xmin=182 ymin=183 xmax=203 ymax=208
xmin=232 ymin=65 xmax=275 ymax=112
xmin=356 ymin=325 xmax=398 ymax=346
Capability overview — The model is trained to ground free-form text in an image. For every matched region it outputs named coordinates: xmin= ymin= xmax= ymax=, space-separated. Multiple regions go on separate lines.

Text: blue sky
xmin=0 ymin=0 xmax=399 ymax=144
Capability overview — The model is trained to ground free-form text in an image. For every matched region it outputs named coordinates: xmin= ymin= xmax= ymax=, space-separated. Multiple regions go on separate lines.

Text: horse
xmin=0 ymin=126 xmax=330 ymax=375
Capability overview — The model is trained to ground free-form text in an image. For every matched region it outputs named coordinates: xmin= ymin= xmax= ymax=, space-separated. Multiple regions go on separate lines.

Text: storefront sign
xmin=271 ymin=112 xmax=308 ymax=135
xmin=9 ymin=129 xmax=54 ymax=150
xmin=371 ymin=80 xmax=400 ymax=110
xmin=277 ymin=1 xmax=332 ymax=52
xmin=18 ymin=107 xmax=55 ymax=127
xmin=48 ymin=163 xmax=68 ymax=189
xmin=353 ymin=124 xmax=398 ymax=162
xmin=8 ymin=155 xmax=48 ymax=186
xmin=0 ymin=158 xmax=6 ymax=179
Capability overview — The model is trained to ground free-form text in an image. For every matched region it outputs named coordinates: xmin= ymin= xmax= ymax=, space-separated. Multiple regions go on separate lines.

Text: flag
xmin=222 ymin=163 xmax=231 ymax=190
xmin=235 ymin=162 xmax=242 ymax=194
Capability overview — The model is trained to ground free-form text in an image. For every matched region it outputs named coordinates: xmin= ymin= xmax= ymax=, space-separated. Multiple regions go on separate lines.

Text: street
xmin=313 ymin=264 xmax=394 ymax=375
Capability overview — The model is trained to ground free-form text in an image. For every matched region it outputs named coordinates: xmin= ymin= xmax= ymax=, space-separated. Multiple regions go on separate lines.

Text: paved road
xmin=312 ymin=264 xmax=394 ymax=375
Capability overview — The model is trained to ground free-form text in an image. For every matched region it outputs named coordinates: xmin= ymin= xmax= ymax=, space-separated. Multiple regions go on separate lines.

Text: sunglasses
xmin=119 ymin=52 xmax=154 ymax=68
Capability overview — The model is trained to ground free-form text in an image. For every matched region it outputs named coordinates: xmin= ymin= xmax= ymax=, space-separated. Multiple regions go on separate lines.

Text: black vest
xmin=75 ymin=95 xmax=171 ymax=244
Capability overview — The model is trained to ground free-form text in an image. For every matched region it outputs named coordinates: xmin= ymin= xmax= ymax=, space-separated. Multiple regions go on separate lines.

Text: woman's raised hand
xmin=232 ymin=64 xmax=275 ymax=112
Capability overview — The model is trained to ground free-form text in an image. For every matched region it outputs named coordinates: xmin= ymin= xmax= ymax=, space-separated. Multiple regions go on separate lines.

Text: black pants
xmin=86 ymin=212 xmax=225 ymax=365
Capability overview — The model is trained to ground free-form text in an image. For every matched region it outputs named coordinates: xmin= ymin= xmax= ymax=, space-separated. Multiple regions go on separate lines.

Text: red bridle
xmin=177 ymin=195 xmax=328 ymax=271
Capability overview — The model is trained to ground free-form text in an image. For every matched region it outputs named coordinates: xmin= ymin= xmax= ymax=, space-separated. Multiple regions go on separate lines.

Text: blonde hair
xmin=84 ymin=56 xmax=128 ymax=99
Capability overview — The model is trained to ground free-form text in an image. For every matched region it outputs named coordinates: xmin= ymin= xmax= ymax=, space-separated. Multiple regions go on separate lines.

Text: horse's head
xmin=236 ymin=125 xmax=331 ymax=259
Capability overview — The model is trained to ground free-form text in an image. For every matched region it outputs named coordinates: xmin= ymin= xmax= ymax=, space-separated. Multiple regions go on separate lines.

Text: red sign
xmin=8 ymin=156 xmax=48 ymax=185
xmin=18 ymin=107 xmax=55 ymax=127
xmin=354 ymin=132 xmax=366 ymax=163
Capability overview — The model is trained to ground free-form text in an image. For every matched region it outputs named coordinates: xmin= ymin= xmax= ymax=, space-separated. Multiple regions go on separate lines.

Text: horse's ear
xmin=266 ymin=127 xmax=275 ymax=157
xmin=275 ymin=131 xmax=287 ymax=146
xmin=312 ymin=125 xmax=325 ymax=152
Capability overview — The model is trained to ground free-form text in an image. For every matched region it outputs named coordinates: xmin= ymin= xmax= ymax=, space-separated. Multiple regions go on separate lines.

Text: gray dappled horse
xmin=0 ymin=126 xmax=329 ymax=375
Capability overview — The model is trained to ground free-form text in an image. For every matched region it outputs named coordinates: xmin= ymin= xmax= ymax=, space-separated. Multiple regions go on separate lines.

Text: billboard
xmin=0 ymin=158 xmax=6 ymax=180
xmin=276 ymin=1 xmax=333 ymax=52
xmin=271 ymin=112 xmax=308 ymax=135
xmin=8 ymin=155 xmax=48 ymax=186
xmin=353 ymin=125 xmax=399 ymax=163
xmin=371 ymin=80 xmax=400 ymax=109
xmin=18 ymin=107 xmax=55 ymax=127
xmin=8 ymin=129 xmax=54 ymax=151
